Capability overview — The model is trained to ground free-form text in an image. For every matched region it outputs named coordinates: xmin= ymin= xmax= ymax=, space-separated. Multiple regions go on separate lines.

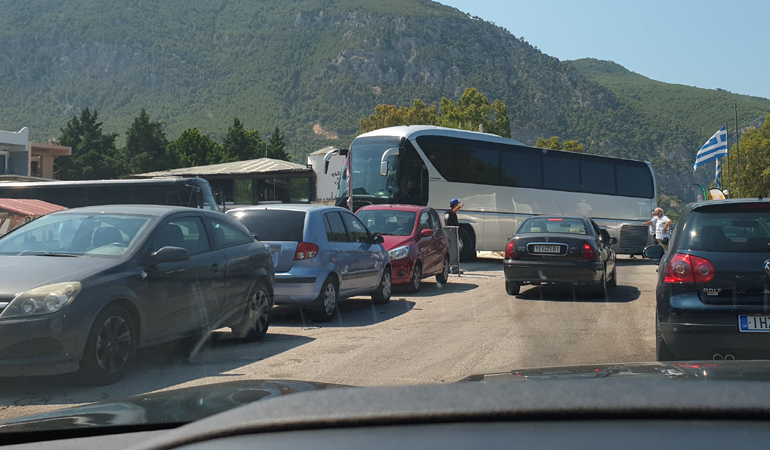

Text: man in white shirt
xmin=643 ymin=208 xmax=671 ymax=250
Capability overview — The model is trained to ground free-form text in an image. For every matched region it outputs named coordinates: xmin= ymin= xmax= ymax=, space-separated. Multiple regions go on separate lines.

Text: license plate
xmin=533 ymin=245 xmax=561 ymax=254
xmin=739 ymin=315 xmax=770 ymax=332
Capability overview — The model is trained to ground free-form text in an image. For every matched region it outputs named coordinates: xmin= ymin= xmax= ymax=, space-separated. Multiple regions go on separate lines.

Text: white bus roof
xmin=356 ymin=125 xmax=526 ymax=146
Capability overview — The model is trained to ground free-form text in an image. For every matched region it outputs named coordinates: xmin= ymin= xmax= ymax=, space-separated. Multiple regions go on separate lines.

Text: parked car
xmin=356 ymin=204 xmax=450 ymax=292
xmin=645 ymin=198 xmax=770 ymax=361
xmin=227 ymin=205 xmax=392 ymax=322
xmin=0 ymin=205 xmax=274 ymax=384
xmin=503 ymin=216 xmax=617 ymax=296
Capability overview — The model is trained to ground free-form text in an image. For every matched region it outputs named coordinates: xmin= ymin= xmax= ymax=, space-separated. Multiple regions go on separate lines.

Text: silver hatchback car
xmin=227 ymin=205 xmax=392 ymax=321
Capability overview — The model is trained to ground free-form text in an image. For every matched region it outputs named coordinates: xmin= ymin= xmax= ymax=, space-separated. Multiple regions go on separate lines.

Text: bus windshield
xmin=349 ymin=139 xmax=400 ymax=203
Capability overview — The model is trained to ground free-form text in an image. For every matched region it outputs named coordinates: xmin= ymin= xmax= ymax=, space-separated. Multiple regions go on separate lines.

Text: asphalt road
xmin=0 ymin=254 xmax=658 ymax=420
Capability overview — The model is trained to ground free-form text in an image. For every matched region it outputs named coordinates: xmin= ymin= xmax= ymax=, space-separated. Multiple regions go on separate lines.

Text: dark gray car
xmin=0 ymin=205 xmax=275 ymax=384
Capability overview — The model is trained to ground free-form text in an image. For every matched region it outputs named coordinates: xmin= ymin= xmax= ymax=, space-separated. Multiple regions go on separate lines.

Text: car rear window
xmin=680 ymin=206 xmax=770 ymax=252
xmin=517 ymin=218 xmax=587 ymax=235
xmin=229 ymin=210 xmax=305 ymax=242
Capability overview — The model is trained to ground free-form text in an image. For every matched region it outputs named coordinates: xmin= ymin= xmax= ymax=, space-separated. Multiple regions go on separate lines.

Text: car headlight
xmin=0 ymin=282 xmax=82 ymax=319
xmin=388 ymin=246 xmax=410 ymax=261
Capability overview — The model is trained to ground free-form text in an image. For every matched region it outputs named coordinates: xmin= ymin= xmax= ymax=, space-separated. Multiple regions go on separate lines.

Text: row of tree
xmin=56 ymin=109 xmax=290 ymax=180
xmin=721 ymin=114 xmax=770 ymax=198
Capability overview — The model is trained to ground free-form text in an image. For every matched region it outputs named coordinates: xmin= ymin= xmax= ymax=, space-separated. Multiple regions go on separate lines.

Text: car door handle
xmin=210 ymin=263 xmax=220 ymax=273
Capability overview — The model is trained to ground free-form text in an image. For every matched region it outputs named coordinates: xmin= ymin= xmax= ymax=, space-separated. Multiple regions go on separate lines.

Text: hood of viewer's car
xmin=0 ymin=255 xmax=120 ymax=295
xmin=0 ymin=380 xmax=348 ymax=433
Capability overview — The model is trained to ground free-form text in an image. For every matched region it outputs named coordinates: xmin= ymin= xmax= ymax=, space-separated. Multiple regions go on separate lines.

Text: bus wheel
xmin=458 ymin=227 xmax=475 ymax=261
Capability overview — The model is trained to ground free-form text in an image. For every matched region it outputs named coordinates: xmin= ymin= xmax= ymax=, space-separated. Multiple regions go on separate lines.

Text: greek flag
xmin=693 ymin=126 xmax=728 ymax=171
xmin=715 ymin=157 xmax=723 ymax=190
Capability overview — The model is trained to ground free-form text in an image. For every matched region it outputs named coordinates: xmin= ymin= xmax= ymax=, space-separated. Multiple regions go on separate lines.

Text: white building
xmin=0 ymin=127 xmax=71 ymax=179
xmin=307 ymin=146 xmax=345 ymax=203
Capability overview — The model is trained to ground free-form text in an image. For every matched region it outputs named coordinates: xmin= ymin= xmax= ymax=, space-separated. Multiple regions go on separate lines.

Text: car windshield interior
xmin=517 ymin=218 xmax=587 ymax=235
xmin=0 ymin=213 xmax=152 ymax=257
xmin=357 ymin=210 xmax=416 ymax=236
xmin=680 ymin=210 xmax=770 ymax=252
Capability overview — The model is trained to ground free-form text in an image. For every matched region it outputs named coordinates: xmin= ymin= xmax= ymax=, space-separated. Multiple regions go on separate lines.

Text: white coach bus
xmin=325 ymin=125 xmax=656 ymax=260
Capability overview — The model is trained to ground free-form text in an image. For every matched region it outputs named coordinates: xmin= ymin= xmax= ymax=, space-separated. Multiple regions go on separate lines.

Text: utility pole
xmin=735 ymin=103 xmax=741 ymax=198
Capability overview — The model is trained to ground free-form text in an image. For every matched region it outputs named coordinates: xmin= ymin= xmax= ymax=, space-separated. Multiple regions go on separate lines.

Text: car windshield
xmin=517 ymin=218 xmax=588 ymax=235
xmin=357 ymin=210 xmax=417 ymax=236
xmin=0 ymin=213 xmax=152 ymax=257
xmin=2 ymin=0 xmax=770 ymax=442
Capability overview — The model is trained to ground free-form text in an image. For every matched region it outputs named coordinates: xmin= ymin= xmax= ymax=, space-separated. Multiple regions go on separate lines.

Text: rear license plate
xmin=739 ymin=315 xmax=770 ymax=332
xmin=533 ymin=245 xmax=561 ymax=254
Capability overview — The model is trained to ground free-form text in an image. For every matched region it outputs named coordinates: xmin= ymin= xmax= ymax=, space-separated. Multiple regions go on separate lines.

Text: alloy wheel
xmin=95 ymin=316 xmax=132 ymax=374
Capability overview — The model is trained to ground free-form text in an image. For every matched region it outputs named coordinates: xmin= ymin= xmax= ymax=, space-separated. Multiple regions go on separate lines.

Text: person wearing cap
xmin=444 ymin=198 xmax=462 ymax=227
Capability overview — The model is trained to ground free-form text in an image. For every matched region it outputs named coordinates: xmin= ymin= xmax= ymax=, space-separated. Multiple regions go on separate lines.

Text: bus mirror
xmin=324 ymin=160 xmax=330 ymax=175
xmin=380 ymin=161 xmax=389 ymax=176
xmin=323 ymin=149 xmax=339 ymax=174
xmin=380 ymin=147 xmax=400 ymax=176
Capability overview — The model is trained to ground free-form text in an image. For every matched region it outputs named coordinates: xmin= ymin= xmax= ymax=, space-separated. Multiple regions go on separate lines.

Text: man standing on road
xmin=445 ymin=198 xmax=463 ymax=274
xmin=643 ymin=208 xmax=671 ymax=251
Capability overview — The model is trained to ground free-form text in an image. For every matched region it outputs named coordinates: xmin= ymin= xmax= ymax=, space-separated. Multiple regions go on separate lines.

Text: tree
xmin=359 ymin=99 xmax=438 ymax=133
xmin=168 ymin=128 xmax=222 ymax=168
xmin=724 ymin=114 xmax=770 ymax=198
xmin=267 ymin=127 xmax=291 ymax=161
xmin=122 ymin=109 xmax=171 ymax=175
xmin=437 ymin=88 xmax=511 ymax=137
xmin=56 ymin=108 xmax=120 ymax=180
xmin=210 ymin=118 xmax=264 ymax=164
xmin=535 ymin=136 xmax=584 ymax=153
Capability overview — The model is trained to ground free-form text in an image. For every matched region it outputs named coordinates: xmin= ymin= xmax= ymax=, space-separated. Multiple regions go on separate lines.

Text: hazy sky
xmin=439 ymin=0 xmax=770 ymax=100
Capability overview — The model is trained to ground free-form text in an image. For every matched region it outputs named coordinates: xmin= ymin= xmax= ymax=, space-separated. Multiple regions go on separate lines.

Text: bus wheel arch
xmin=458 ymin=225 xmax=476 ymax=261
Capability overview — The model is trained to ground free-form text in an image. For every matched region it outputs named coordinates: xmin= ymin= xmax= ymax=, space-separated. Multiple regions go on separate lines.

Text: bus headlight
xmin=0 ymin=282 xmax=82 ymax=319
xmin=388 ymin=246 xmax=410 ymax=261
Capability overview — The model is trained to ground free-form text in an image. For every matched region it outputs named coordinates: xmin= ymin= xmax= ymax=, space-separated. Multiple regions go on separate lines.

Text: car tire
xmin=607 ymin=265 xmax=617 ymax=288
xmin=409 ymin=262 xmax=422 ymax=293
xmin=458 ymin=227 xmax=475 ymax=261
xmin=231 ymin=281 xmax=272 ymax=341
xmin=436 ymin=254 xmax=450 ymax=284
xmin=590 ymin=270 xmax=607 ymax=298
xmin=307 ymin=277 xmax=338 ymax=322
xmin=80 ymin=305 xmax=136 ymax=385
xmin=371 ymin=267 xmax=392 ymax=305
xmin=656 ymin=320 xmax=678 ymax=361
xmin=505 ymin=280 xmax=520 ymax=296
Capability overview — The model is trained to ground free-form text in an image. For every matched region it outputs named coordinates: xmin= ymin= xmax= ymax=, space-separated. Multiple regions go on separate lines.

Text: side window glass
xmin=324 ymin=212 xmax=348 ymax=242
xmin=429 ymin=211 xmax=441 ymax=230
xmin=419 ymin=211 xmax=430 ymax=231
xmin=210 ymin=218 xmax=253 ymax=249
xmin=341 ymin=212 xmax=370 ymax=243
xmin=153 ymin=217 xmax=211 ymax=255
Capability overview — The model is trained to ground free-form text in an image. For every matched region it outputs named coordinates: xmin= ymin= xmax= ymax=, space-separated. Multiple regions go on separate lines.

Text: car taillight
xmin=664 ymin=253 xmax=715 ymax=283
xmin=294 ymin=242 xmax=319 ymax=260
xmin=505 ymin=240 xmax=517 ymax=259
xmin=579 ymin=243 xmax=596 ymax=260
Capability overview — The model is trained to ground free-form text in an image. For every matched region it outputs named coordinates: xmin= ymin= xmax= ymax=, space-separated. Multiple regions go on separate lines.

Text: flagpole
xmin=725 ymin=122 xmax=729 ymax=194
xmin=735 ymin=103 xmax=741 ymax=198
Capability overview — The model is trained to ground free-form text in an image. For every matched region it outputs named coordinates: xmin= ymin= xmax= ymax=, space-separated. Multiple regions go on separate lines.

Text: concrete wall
xmin=0 ymin=128 xmax=30 ymax=176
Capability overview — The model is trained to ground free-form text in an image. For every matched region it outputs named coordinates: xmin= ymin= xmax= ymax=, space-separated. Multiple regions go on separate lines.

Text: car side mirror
xmin=150 ymin=246 xmax=190 ymax=264
xmin=643 ymin=245 xmax=665 ymax=259
xmin=372 ymin=234 xmax=385 ymax=245
xmin=252 ymin=233 xmax=259 ymax=241
xmin=421 ymin=229 xmax=434 ymax=237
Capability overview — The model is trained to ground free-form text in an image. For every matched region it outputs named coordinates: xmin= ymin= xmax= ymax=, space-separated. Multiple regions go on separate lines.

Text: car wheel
xmin=590 ymin=270 xmax=607 ymax=298
xmin=409 ymin=262 xmax=422 ymax=293
xmin=458 ymin=227 xmax=475 ymax=261
xmin=231 ymin=281 xmax=272 ymax=341
xmin=505 ymin=280 xmax=520 ymax=296
xmin=656 ymin=320 xmax=678 ymax=361
xmin=307 ymin=277 xmax=338 ymax=322
xmin=607 ymin=266 xmax=617 ymax=288
xmin=436 ymin=254 xmax=450 ymax=284
xmin=371 ymin=267 xmax=392 ymax=305
xmin=80 ymin=305 xmax=136 ymax=385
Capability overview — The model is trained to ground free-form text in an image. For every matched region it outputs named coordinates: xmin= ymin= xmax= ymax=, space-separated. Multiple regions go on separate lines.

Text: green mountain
xmin=1 ymin=0 xmax=768 ymax=204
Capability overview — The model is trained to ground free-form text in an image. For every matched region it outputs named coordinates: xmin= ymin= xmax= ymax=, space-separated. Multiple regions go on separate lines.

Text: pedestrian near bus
xmin=445 ymin=198 xmax=463 ymax=274
xmin=643 ymin=208 xmax=671 ymax=251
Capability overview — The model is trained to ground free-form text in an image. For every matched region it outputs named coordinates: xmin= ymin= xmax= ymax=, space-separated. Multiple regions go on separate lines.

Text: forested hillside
xmin=1 ymin=0 xmax=768 ymax=203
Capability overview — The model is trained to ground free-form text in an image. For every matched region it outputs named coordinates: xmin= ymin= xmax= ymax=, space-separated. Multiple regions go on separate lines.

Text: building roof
xmin=0 ymin=198 xmax=67 ymax=216
xmin=133 ymin=158 xmax=312 ymax=178
xmin=309 ymin=146 xmax=340 ymax=156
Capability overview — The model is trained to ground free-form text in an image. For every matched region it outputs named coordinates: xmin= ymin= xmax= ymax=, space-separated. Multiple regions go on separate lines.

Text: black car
xmin=503 ymin=216 xmax=617 ymax=296
xmin=645 ymin=198 xmax=770 ymax=361
xmin=0 ymin=205 xmax=275 ymax=384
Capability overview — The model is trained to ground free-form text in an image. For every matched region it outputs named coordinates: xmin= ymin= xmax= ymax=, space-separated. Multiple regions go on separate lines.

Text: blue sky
xmin=439 ymin=0 xmax=770 ymax=100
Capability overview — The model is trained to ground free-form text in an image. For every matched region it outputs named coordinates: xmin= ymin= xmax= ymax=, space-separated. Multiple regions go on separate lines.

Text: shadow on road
xmin=392 ymin=279 xmax=479 ymax=296
xmin=515 ymin=284 xmax=641 ymax=303
xmin=271 ymin=297 xmax=416 ymax=328
xmin=616 ymin=257 xmax=659 ymax=267
xmin=0 ymin=332 xmax=314 ymax=408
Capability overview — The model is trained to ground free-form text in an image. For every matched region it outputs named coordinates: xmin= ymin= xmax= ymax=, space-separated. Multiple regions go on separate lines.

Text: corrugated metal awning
xmin=133 ymin=158 xmax=312 ymax=178
xmin=0 ymin=199 xmax=67 ymax=216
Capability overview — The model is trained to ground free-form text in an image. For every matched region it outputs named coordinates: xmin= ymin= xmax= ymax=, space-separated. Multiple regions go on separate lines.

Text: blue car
xmin=227 ymin=205 xmax=392 ymax=321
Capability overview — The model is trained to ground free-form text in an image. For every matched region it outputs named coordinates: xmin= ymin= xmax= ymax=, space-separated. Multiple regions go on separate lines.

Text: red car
xmin=357 ymin=205 xmax=450 ymax=292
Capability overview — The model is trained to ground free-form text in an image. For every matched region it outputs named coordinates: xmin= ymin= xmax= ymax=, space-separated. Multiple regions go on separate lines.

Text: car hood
xmin=0 ymin=380 xmax=347 ymax=433
xmin=381 ymin=235 xmax=414 ymax=250
xmin=0 ymin=255 xmax=120 ymax=295
xmin=459 ymin=360 xmax=770 ymax=382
